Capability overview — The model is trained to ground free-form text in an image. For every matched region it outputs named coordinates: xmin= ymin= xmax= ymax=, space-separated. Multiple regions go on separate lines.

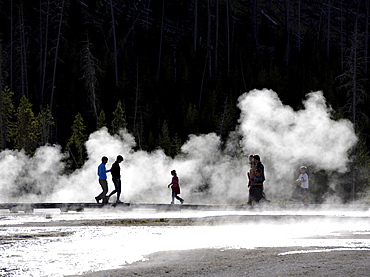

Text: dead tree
xmin=50 ymin=0 xmax=65 ymax=113
xmin=80 ymin=34 xmax=101 ymax=128
xmin=336 ymin=1 xmax=368 ymax=201
xmin=109 ymin=0 xmax=118 ymax=86
xmin=226 ymin=0 xmax=231 ymax=73
xmin=326 ymin=0 xmax=331 ymax=59
xmin=39 ymin=0 xmax=51 ymax=103
xmin=194 ymin=0 xmax=198 ymax=51
xmin=214 ymin=0 xmax=219 ymax=77
xmin=0 ymin=39 xmax=4 ymax=148
xmin=206 ymin=0 xmax=212 ymax=78
xmin=284 ymin=0 xmax=290 ymax=69
xmin=18 ymin=2 xmax=29 ymax=97
xmin=252 ymin=0 xmax=258 ymax=52
xmin=157 ymin=0 xmax=165 ymax=79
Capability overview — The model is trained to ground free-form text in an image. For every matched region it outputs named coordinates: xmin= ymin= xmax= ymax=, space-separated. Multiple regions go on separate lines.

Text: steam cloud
xmin=0 ymin=89 xmax=358 ymax=204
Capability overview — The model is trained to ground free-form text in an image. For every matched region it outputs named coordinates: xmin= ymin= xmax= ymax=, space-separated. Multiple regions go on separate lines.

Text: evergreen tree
xmin=353 ymin=135 xmax=370 ymax=200
xmin=97 ymin=110 xmax=107 ymax=129
xmin=184 ymin=103 xmax=199 ymax=135
xmin=171 ymin=133 xmax=182 ymax=157
xmin=148 ymin=131 xmax=155 ymax=150
xmin=158 ymin=120 xmax=171 ymax=155
xmin=217 ymin=97 xmax=236 ymax=140
xmin=9 ymin=95 xmax=38 ymax=153
xmin=111 ymin=100 xmax=127 ymax=134
xmin=36 ymin=106 xmax=54 ymax=145
xmin=66 ymin=113 xmax=87 ymax=168
xmin=0 ymin=86 xmax=15 ymax=149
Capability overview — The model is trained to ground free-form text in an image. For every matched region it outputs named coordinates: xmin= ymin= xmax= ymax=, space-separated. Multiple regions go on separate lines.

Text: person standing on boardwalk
xmin=296 ymin=166 xmax=309 ymax=204
xmin=254 ymin=154 xmax=269 ymax=202
xmin=168 ymin=170 xmax=184 ymax=204
xmin=247 ymin=154 xmax=268 ymax=204
xmin=253 ymin=155 xmax=265 ymax=184
xmin=247 ymin=154 xmax=256 ymax=204
xmin=95 ymin=156 xmax=110 ymax=204
xmin=107 ymin=155 xmax=124 ymax=203
xmin=247 ymin=154 xmax=255 ymax=188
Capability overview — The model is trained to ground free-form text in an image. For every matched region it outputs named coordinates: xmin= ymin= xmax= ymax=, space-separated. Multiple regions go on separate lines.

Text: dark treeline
xmin=1 ymin=0 xmax=370 ymax=199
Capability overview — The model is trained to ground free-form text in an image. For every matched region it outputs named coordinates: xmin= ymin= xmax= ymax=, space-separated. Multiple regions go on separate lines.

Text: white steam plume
xmin=237 ymin=89 xmax=358 ymax=199
xmin=0 ymin=89 xmax=359 ymax=204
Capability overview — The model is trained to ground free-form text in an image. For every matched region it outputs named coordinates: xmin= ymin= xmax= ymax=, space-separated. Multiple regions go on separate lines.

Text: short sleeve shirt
xmin=299 ymin=173 xmax=309 ymax=188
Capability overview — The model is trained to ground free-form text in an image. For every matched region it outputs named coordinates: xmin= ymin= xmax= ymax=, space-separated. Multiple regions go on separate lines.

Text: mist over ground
xmin=0 ymin=89 xmax=359 ymax=204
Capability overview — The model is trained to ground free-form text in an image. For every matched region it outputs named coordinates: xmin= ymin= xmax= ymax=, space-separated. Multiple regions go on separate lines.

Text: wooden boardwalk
xmin=0 ymin=202 xmax=368 ymax=213
xmin=0 ymin=202 xmax=251 ymax=213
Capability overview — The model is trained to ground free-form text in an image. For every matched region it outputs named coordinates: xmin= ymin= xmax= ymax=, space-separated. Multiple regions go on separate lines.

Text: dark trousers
xmin=248 ymin=185 xmax=263 ymax=204
xmin=97 ymin=179 xmax=108 ymax=203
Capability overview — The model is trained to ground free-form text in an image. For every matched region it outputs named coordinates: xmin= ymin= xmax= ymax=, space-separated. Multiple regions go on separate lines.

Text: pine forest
xmin=1 ymin=0 xmax=370 ymax=202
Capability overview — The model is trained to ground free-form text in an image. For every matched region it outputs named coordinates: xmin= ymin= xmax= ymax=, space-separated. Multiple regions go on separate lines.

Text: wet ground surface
xmin=1 ymin=204 xmax=370 ymax=276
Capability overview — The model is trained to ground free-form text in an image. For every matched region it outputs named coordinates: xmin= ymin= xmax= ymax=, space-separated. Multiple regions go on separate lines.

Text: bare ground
xmin=54 ymin=216 xmax=370 ymax=277
xmin=68 ymin=246 xmax=370 ymax=277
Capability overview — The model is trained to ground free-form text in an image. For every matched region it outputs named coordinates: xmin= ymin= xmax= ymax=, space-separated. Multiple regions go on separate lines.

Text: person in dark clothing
xmin=247 ymin=154 xmax=255 ymax=204
xmin=249 ymin=168 xmax=264 ymax=203
xmin=253 ymin=154 xmax=269 ymax=202
xmin=253 ymin=155 xmax=265 ymax=183
xmin=168 ymin=170 xmax=184 ymax=204
xmin=107 ymin=155 xmax=124 ymax=203
xmin=247 ymin=154 xmax=269 ymax=205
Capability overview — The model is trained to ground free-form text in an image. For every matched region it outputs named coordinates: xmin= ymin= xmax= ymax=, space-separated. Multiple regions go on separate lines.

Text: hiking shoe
xmin=116 ymin=200 xmax=122 ymax=204
xmin=180 ymin=199 xmax=184 ymax=204
xmin=95 ymin=197 xmax=100 ymax=203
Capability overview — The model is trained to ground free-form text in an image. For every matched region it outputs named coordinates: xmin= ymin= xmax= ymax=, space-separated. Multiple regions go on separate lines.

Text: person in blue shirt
xmin=95 ymin=156 xmax=110 ymax=204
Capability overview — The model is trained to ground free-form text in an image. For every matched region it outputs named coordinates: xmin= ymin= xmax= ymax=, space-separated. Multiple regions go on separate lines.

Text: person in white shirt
xmin=296 ymin=166 xmax=309 ymax=203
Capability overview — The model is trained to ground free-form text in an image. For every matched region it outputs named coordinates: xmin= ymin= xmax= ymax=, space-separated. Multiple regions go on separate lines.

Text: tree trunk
xmin=110 ymin=0 xmax=118 ymax=86
xmin=298 ymin=0 xmax=301 ymax=53
xmin=326 ymin=0 xmax=331 ymax=59
xmin=214 ymin=0 xmax=219 ymax=78
xmin=207 ymin=0 xmax=212 ymax=77
xmin=218 ymin=97 xmax=228 ymax=139
xmin=226 ymin=0 xmax=231 ymax=74
xmin=199 ymin=52 xmax=209 ymax=111
xmin=364 ymin=0 xmax=369 ymax=75
xmin=351 ymin=1 xmax=361 ymax=202
xmin=145 ymin=0 xmax=151 ymax=35
xmin=284 ymin=0 xmax=290 ymax=69
xmin=157 ymin=0 xmax=164 ymax=79
xmin=40 ymin=0 xmax=50 ymax=103
xmin=252 ymin=0 xmax=258 ymax=52
xmin=50 ymin=0 xmax=65 ymax=113
xmin=80 ymin=34 xmax=100 ymax=127
xmin=0 ymin=39 xmax=4 ymax=149
xmin=194 ymin=0 xmax=198 ymax=51
xmin=10 ymin=0 xmax=14 ymax=91
xmin=133 ymin=60 xmax=139 ymax=133
xmin=19 ymin=3 xmax=29 ymax=97
xmin=340 ymin=0 xmax=344 ymax=71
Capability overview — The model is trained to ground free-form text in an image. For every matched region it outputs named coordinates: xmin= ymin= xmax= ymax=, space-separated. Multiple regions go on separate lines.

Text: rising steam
xmin=0 ymin=89 xmax=358 ymax=204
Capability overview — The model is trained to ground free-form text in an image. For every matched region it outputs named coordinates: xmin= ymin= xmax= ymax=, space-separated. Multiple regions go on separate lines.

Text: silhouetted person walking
xmin=95 ymin=156 xmax=110 ymax=204
xmin=107 ymin=155 xmax=124 ymax=203
xmin=168 ymin=170 xmax=184 ymax=204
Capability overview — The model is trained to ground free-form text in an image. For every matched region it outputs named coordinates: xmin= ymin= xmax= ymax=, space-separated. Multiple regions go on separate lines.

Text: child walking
xmin=296 ymin=166 xmax=309 ymax=203
xmin=168 ymin=170 xmax=184 ymax=204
